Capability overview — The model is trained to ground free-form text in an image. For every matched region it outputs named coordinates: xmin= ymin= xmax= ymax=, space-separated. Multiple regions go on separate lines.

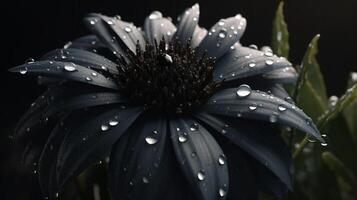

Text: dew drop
xmin=124 ymin=26 xmax=132 ymax=33
xmin=90 ymin=20 xmax=96 ymax=25
xmin=20 ymin=67 xmax=28 ymax=74
xmin=152 ymin=130 xmax=158 ymax=134
xmin=248 ymin=63 xmax=256 ymax=68
xmin=264 ymin=51 xmax=274 ymax=57
xmin=64 ymin=65 xmax=76 ymax=72
xmin=236 ymin=84 xmax=251 ymax=98
xmin=197 ymin=171 xmax=205 ymax=181
xmin=101 ymin=124 xmax=109 ymax=131
xmin=249 ymin=44 xmax=258 ymax=49
xmin=178 ymin=135 xmax=188 ymax=143
xmin=149 ymin=11 xmax=162 ymax=20
xmin=190 ymin=123 xmax=199 ymax=131
xmin=278 ymin=104 xmax=287 ymax=112
xmin=218 ymin=155 xmax=226 ymax=165
xmin=265 ymin=60 xmax=274 ymax=66
xmin=321 ymin=142 xmax=328 ymax=147
xmin=109 ymin=120 xmax=119 ymax=126
xmin=249 ymin=105 xmax=257 ymax=111
xmin=219 ymin=188 xmax=226 ymax=197
xmin=85 ymin=77 xmax=92 ymax=81
xmin=218 ymin=31 xmax=226 ymax=39
xmin=26 ymin=58 xmax=35 ymax=64
xmin=91 ymin=72 xmax=98 ymax=77
xmin=218 ymin=21 xmax=225 ymax=26
xmin=145 ymin=136 xmax=158 ymax=145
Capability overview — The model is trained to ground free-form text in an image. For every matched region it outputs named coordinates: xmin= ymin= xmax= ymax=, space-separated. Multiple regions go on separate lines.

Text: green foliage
xmin=271 ymin=2 xmax=357 ymax=200
xmin=272 ymin=1 xmax=290 ymax=58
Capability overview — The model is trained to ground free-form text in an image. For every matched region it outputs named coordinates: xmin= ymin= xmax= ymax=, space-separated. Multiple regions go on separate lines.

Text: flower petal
xmin=261 ymin=66 xmax=298 ymax=83
xmin=198 ymin=14 xmax=246 ymax=59
xmin=175 ymin=4 xmax=200 ymax=43
xmin=204 ymin=88 xmax=323 ymax=141
xmin=195 ymin=112 xmax=292 ymax=190
xmin=67 ymin=35 xmax=105 ymax=51
xmin=144 ymin=11 xmax=177 ymax=45
xmin=43 ymin=92 xmax=127 ymax=117
xmin=55 ymin=106 xmax=142 ymax=190
xmin=9 ymin=61 xmax=119 ymax=90
xmin=169 ymin=118 xmax=229 ymax=200
xmin=213 ymin=44 xmax=292 ymax=82
xmin=41 ymin=48 xmax=119 ymax=74
xmin=109 ymin=116 xmax=168 ymax=200
xmin=191 ymin=25 xmax=207 ymax=48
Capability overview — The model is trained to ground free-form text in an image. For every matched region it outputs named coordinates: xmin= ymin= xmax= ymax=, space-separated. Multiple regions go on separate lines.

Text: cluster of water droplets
xmin=100 ymin=117 xmax=119 ymax=132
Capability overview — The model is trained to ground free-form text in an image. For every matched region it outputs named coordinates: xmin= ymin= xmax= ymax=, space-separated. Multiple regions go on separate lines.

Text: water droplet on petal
xmin=218 ymin=155 xmax=226 ymax=165
xmin=64 ymin=65 xmax=76 ymax=72
xmin=145 ymin=136 xmax=158 ymax=145
xmin=197 ymin=171 xmax=205 ymax=181
xmin=26 ymin=58 xmax=35 ymax=64
xmin=236 ymin=84 xmax=251 ymax=98
xmin=219 ymin=188 xmax=226 ymax=197
xmin=218 ymin=21 xmax=225 ymax=26
xmin=190 ymin=123 xmax=199 ymax=131
xmin=124 ymin=26 xmax=132 ymax=33
xmin=218 ymin=30 xmax=226 ymax=39
xmin=101 ymin=124 xmax=109 ymax=131
xmin=20 ymin=67 xmax=28 ymax=74
xmin=264 ymin=51 xmax=274 ymax=57
xmin=178 ymin=134 xmax=188 ymax=143
xmin=149 ymin=11 xmax=162 ymax=20
xmin=109 ymin=120 xmax=119 ymax=126
xmin=249 ymin=105 xmax=257 ymax=111
xmin=265 ymin=60 xmax=274 ymax=65
xmin=152 ymin=130 xmax=158 ymax=134
xmin=278 ymin=104 xmax=287 ymax=112
xmin=85 ymin=77 xmax=92 ymax=81
xmin=249 ymin=44 xmax=258 ymax=49
xmin=321 ymin=142 xmax=328 ymax=146
xmin=91 ymin=72 xmax=98 ymax=77
xmin=248 ymin=63 xmax=256 ymax=68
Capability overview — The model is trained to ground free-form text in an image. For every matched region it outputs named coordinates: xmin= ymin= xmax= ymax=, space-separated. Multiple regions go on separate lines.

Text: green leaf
xmin=272 ymin=1 xmax=289 ymax=58
xmin=343 ymin=72 xmax=357 ymax=145
xmin=293 ymin=34 xmax=328 ymax=121
xmin=322 ymin=152 xmax=357 ymax=195
xmin=317 ymin=83 xmax=357 ymax=131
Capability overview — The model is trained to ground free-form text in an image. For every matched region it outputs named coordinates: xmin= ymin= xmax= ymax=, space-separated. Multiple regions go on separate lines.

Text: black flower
xmin=10 ymin=4 xmax=323 ymax=200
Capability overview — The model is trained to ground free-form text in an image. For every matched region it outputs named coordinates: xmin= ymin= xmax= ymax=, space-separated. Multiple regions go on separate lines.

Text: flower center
xmin=115 ymin=40 xmax=219 ymax=114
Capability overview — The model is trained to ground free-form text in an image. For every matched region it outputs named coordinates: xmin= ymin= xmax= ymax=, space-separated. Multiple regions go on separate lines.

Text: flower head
xmin=10 ymin=3 xmax=323 ymax=200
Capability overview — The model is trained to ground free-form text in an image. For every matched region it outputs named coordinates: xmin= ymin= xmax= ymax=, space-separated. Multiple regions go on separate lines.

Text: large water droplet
xmin=197 ymin=171 xmax=205 ymax=181
xmin=236 ymin=84 xmax=251 ymax=98
xmin=64 ymin=65 xmax=76 ymax=72
xmin=178 ymin=134 xmax=188 ymax=143
xmin=145 ymin=136 xmax=158 ymax=145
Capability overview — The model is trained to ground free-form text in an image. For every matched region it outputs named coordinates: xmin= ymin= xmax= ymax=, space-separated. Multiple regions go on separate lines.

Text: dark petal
xmin=41 ymin=48 xmax=119 ymax=74
xmin=144 ymin=11 xmax=177 ymax=45
xmin=67 ymin=35 xmax=105 ymax=51
xmin=198 ymin=14 xmax=246 ymax=59
xmin=56 ymin=107 xmax=143 ymax=190
xmin=169 ymin=118 xmax=229 ymax=200
xmin=174 ymin=4 xmax=200 ymax=43
xmin=194 ymin=112 xmax=292 ymax=190
xmin=255 ymin=84 xmax=291 ymax=101
xmin=204 ymin=88 xmax=323 ymax=141
xmin=38 ymin=113 xmax=83 ymax=199
xmin=213 ymin=43 xmax=292 ymax=82
xmin=191 ymin=25 xmax=207 ymax=48
xmin=109 ymin=116 xmax=168 ymax=200
xmin=9 ymin=61 xmax=119 ymax=90
xmin=261 ymin=66 xmax=298 ymax=83
xmin=83 ymin=15 xmax=126 ymax=57
xmin=43 ymin=92 xmax=128 ymax=117
xmin=86 ymin=13 xmax=146 ymax=54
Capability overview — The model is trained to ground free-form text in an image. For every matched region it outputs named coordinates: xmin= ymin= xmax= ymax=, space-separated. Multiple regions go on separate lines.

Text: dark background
xmin=1 ymin=0 xmax=357 ymax=199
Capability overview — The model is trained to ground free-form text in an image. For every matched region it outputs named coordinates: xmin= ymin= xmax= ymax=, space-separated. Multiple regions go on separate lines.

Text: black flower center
xmin=115 ymin=40 xmax=219 ymax=114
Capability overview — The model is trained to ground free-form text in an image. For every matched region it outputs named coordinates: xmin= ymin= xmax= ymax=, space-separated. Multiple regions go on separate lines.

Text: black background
xmin=1 ymin=0 xmax=357 ymax=199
